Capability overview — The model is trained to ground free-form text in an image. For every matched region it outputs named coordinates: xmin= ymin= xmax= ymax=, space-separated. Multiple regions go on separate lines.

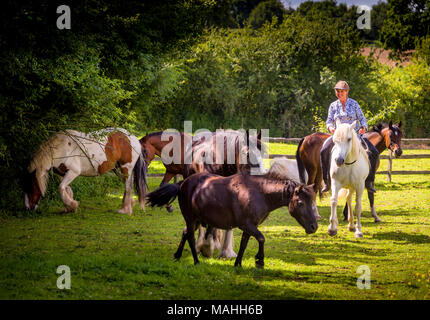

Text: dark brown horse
xmin=146 ymin=171 xmax=318 ymax=268
xmin=296 ymin=121 xmax=403 ymax=221
xmin=143 ymin=129 xmax=266 ymax=258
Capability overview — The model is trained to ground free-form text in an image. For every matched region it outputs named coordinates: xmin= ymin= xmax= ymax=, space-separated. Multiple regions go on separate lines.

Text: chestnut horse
xmin=140 ymin=131 xmax=192 ymax=211
xmin=296 ymin=121 xmax=403 ymax=222
xmin=23 ymin=128 xmax=147 ymax=215
xmin=146 ymin=170 xmax=318 ymax=268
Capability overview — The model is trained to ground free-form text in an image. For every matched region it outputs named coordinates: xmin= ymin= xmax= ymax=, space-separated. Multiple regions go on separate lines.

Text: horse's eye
xmin=347 ymin=138 xmax=351 ymax=142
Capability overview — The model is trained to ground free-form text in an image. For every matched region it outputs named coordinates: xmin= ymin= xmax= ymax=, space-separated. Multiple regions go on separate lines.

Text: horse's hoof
xmin=374 ymin=217 xmax=382 ymax=223
xmin=348 ymin=225 xmax=356 ymax=232
xmin=355 ymin=231 xmax=363 ymax=238
xmin=166 ymin=205 xmax=174 ymax=213
xmin=117 ymin=208 xmax=132 ymax=215
xmin=219 ymin=251 xmax=237 ymax=259
xmin=255 ymin=260 xmax=264 ymax=268
xmin=328 ymin=228 xmax=337 ymax=236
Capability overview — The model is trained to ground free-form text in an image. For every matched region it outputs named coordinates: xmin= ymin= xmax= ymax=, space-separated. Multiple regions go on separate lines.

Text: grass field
xmin=0 ymin=143 xmax=429 ymax=300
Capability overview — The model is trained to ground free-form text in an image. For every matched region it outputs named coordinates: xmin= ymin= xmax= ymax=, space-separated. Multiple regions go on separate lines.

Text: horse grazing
xmin=328 ymin=120 xmax=370 ymax=238
xmin=296 ymin=120 xmax=403 ymax=222
xmin=23 ymin=128 xmax=147 ymax=215
xmin=146 ymin=171 xmax=318 ymax=268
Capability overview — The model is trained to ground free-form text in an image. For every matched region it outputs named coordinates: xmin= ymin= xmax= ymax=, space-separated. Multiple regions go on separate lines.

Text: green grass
xmin=0 ymin=146 xmax=429 ymax=300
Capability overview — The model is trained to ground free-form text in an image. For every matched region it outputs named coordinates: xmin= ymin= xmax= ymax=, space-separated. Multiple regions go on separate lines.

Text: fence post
xmin=387 ymin=150 xmax=392 ymax=182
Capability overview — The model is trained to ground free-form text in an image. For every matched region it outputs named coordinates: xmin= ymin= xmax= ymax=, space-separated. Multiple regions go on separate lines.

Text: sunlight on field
xmin=0 ymin=144 xmax=429 ymax=300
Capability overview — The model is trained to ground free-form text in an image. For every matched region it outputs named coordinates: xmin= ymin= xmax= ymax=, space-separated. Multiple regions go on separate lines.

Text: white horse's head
xmin=332 ymin=120 xmax=359 ymax=167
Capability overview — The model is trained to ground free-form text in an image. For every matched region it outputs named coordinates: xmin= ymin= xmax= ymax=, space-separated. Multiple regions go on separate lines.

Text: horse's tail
xmin=296 ymin=137 xmax=307 ymax=184
xmin=134 ymin=148 xmax=148 ymax=209
xmin=146 ymin=181 xmax=183 ymax=208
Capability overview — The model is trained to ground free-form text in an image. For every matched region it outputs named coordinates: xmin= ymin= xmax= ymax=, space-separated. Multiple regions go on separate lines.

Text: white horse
xmin=24 ymin=128 xmax=147 ymax=215
xmin=328 ymin=120 xmax=370 ymax=238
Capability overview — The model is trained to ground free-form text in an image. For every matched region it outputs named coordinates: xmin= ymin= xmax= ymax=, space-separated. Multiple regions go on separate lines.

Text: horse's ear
xmin=336 ymin=118 xmax=342 ymax=128
xmin=398 ymin=121 xmax=402 ymax=128
xmin=372 ymin=125 xmax=380 ymax=133
xmin=257 ymin=130 xmax=261 ymax=140
xmin=389 ymin=120 xmax=393 ymax=129
xmin=350 ymin=120 xmax=357 ymax=130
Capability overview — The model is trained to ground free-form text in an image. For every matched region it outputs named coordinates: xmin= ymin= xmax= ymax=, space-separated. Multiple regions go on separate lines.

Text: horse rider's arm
xmin=326 ymin=102 xmax=336 ymax=133
xmin=354 ymin=101 xmax=368 ymax=132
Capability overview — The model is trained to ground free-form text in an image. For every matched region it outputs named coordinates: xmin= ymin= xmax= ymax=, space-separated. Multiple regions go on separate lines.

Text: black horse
xmin=147 ymin=171 xmax=318 ymax=268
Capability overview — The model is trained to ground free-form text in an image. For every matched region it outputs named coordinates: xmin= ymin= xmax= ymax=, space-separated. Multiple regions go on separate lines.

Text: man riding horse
xmin=320 ymin=80 xmax=379 ymax=194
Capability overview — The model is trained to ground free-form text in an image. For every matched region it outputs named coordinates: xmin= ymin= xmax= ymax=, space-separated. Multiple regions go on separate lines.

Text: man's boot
xmin=362 ymin=137 xmax=378 ymax=193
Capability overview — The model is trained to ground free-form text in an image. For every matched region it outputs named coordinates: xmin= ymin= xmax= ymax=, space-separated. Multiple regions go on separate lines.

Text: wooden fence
xmin=148 ymin=138 xmax=430 ymax=181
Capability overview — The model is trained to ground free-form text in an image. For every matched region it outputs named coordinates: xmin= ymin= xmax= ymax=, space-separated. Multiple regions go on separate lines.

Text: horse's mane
xmin=28 ymin=132 xmax=68 ymax=196
xmin=334 ymin=124 xmax=370 ymax=167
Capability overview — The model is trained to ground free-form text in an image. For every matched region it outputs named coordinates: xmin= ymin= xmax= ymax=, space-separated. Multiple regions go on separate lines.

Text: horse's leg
xmin=214 ymin=228 xmax=223 ymax=251
xmin=198 ymin=226 xmax=216 ymax=258
xmin=346 ymin=189 xmax=356 ymax=232
xmin=174 ymin=226 xmax=188 ymax=261
xmin=118 ymin=173 xmax=135 ymax=215
xmin=59 ymin=176 xmax=74 ymax=199
xmin=219 ymin=229 xmax=237 ymax=259
xmin=354 ymin=186 xmax=365 ymax=238
xmin=160 ymin=172 xmax=176 ymax=213
xmin=328 ymin=182 xmax=340 ymax=236
xmin=58 ymin=170 xmax=80 ymax=213
xmin=195 ymin=225 xmax=207 ymax=255
xmin=186 ymin=222 xmax=200 ymax=265
xmin=342 ymin=203 xmax=348 ymax=222
xmin=234 ymin=232 xmax=250 ymax=267
xmin=237 ymin=224 xmax=265 ymax=268
xmin=368 ymin=190 xmax=381 ymax=223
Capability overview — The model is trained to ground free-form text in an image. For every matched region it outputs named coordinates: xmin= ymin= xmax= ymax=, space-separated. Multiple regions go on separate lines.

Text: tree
xmin=380 ymin=0 xmax=430 ymax=53
xmin=248 ymin=0 xmax=287 ymax=29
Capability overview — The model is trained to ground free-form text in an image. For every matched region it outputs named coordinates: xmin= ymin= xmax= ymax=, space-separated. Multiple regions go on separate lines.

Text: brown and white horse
xmin=23 ymin=128 xmax=147 ymax=215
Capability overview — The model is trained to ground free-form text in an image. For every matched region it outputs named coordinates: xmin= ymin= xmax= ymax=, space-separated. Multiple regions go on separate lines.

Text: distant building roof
xmin=360 ymin=47 xmax=414 ymax=67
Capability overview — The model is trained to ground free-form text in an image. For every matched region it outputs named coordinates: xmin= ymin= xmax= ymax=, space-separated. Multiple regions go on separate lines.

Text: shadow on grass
xmin=375 ymin=180 xmax=430 ymax=191
xmin=372 ymin=231 xmax=430 ymax=244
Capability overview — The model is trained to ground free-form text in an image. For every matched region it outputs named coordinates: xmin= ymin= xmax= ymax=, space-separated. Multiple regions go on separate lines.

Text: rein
xmin=345 ymin=159 xmax=357 ymax=165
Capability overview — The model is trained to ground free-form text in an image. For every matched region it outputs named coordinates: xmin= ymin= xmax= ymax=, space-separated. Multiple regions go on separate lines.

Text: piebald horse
xmin=23 ymin=128 xmax=147 ymax=214
xmin=328 ymin=120 xmax=370 ymax=238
